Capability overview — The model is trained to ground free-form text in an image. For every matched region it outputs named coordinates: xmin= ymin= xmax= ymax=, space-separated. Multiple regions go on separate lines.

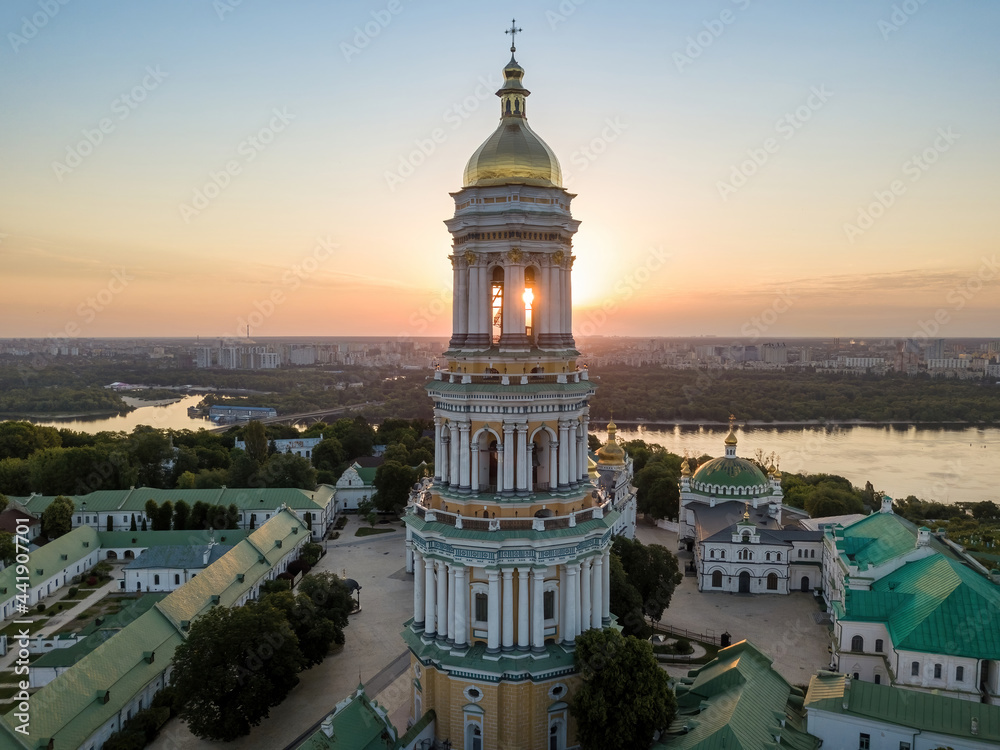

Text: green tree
xmin=357 ymin=497 xmax=377 ymax=528
xmin=608 ymin=553 xmax=645 ymax=637
xmin=242 ymin=420 xmax=270 ymax=466
xmin=0 ymin=531 xmax=16 ymax=566
xmin=260 ymin=590 xmax=338 ymax=668
xmin=373 ymin=460 xmax=417 ymax=515
xmin=42 ymin=495 xmax=75 ymax=539
xmin=259 ymin=453 xmax=317 ymax=490
xmin=154 ymin=500 xmax=174 ymax=531
xmin=570 ymin=628 xmax=676 ymax=750
xmin=297 ymin=571 xmax=353 ymax=645
xmin=612 ymin=537 xmax=683 ymax=626
xmin=130 ymin=513 xmax=137 ymax=531
xmin=311 ymin=437 xmax=346 ymax=473
xmin=171 ymin=602 xmax=303 ymax=741
xmin=0 ymin=493 xmax=8 ymax=513
xmin=330 ymin=415 xmax=375 ymax=460
xmin=173 ymin=500 xmax=190 ymax=530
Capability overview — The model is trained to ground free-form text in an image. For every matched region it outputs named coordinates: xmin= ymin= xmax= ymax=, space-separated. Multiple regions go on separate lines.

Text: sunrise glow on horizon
xmin=1 ymin=1 xmax=998 ymax=340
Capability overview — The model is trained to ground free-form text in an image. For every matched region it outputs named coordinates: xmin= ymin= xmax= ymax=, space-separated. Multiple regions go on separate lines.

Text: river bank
xmin=605 ymin=418 xmax=996 ymax=428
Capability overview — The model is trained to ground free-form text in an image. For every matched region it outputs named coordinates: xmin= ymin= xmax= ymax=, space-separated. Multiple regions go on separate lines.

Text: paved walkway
xmin=151 ymin=514 xmax=415 ymax=750
xmin=0 ymin=579 xmax=119 ymax=669
xmin=636 ymin=523 xmax=832 ymax=688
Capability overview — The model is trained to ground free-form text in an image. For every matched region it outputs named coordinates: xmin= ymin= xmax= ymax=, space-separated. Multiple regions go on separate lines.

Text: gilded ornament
xmin=507 ymin=248 xmax=523 ymax=263
xmin=552 ymin=250 xmax=565 ymax=265
xmin=464 ymin=250 xmax=477 ymax=265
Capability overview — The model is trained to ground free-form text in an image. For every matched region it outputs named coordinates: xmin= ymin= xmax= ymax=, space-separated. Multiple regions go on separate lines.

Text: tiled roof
xmin=297 ymin=687 xmax=398 ymax=749
xmin=830 ymin=512 xmax=952 ymax=570
xmin=122 ymin=544 xmax=233 ymax=570
xmin=656 ymin=640 xmax=819 ymax=750
xmin=15 ymin=487 xmax=328 ymax=515
xmin=806 ymin=672 xmax=1000 ymax=742
xmin=99 ymin=529 xmax=248 ymax=548
xmin=841 ymin=554 xmax=1000 ymax=658
xmin=0 ymin=525 xmax=99 ymax=597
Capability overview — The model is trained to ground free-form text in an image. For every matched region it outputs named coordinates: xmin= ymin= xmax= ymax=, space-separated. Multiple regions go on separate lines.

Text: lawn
xmin=355 ymin=527 xmax=396 ymax=537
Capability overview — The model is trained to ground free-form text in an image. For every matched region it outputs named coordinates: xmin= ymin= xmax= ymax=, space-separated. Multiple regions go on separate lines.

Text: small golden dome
xmin=596 ymin=419 xmax=625 ymax=466
xmin=680 ymin=457 xmax=691 ymax=477
xmin=724 ymin=429 xmax=738 ymax=446
xmin=767 ymin=464 xmax=776 ymax=475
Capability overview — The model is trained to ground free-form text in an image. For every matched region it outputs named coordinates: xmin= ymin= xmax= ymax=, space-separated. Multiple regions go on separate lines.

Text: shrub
xmin=68 ymin=587 xmax=78 ymax=597
xmin=37 ymin=603 xmax=46 ymax=612
xmin=86 ymin=576 xmax=98 ymax=586
xmin=674 ymin=638 xmax=692 ymax=655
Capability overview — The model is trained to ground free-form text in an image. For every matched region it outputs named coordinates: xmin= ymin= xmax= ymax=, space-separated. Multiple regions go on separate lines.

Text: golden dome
xmin=680 ymin=457 xmax=692 ymax=477
xmin=463 ymin=55 xmax=562 ymax=188
xmin=724 ymin=429 xmax=738 ymax=446
xmin=596 ymin=420 xmax=625 ymax=466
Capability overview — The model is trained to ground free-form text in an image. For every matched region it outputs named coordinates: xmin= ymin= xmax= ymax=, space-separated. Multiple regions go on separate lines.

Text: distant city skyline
xmin=2 ymin=1 xmax=998 ymax=339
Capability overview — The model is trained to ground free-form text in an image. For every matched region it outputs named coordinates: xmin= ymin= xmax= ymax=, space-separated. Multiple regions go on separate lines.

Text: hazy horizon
xmin=2 ymin=1 xmax=998 ymax=340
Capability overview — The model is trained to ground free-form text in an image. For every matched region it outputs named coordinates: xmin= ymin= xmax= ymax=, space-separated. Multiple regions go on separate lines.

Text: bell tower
xmin=402 ymin=23 xmax=630 ymax=750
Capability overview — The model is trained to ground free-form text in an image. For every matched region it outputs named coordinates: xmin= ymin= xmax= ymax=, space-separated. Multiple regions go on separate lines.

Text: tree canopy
xmin=570 ymin=628 xmax=676 ymax=750
xmin=373 ymin=460 xmax=417 ymax=515
xmin=612 ymin=536 xmax=683 ymax=628
xmin=41 ymin=495 xmax=75 ymax=538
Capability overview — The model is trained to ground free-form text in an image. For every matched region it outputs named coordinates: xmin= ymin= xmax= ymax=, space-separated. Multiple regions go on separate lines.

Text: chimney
xmin=917 ymin=527 xmax=931 ymax=547
xmin=880 ymin=496 xmax=893 ymax=514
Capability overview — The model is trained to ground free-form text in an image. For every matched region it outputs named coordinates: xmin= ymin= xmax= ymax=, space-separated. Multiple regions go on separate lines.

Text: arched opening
xmin=800 ymin=576 xmax=810 ymax=592
xmin=124 ymin=550 xmax=135 ymax=559
xmin=466 ymin=723 xmax=483 ymax=750
xmin=491 ymin=267 xmax=504 ymax=344
xmin=766 ymin=573 xmax=778 ymax=591
xmin=738 ymin=571 xmax=751 ymax=593
xmin=106 ymin=550 xmax=118 ymax=560
xmin=488 ymin=438 xmax=499 ymax=490
xmin=852 ymin=635 xmax=864 ymax=652
xmin=711 ymin=570 xmax=723 ymax=588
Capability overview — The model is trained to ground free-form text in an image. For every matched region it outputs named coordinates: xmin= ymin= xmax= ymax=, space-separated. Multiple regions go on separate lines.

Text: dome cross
xmin=505 ymin=18 xmax=522 ymax=53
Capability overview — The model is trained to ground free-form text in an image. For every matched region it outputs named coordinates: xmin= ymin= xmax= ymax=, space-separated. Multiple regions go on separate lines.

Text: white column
xmin=564 ymin=258 xmax=573 ymax=343
xmin=549 ymin=439 xmax=559 ymax=490
xmin=526 ymin=441 xmax=534 ymax=494
xmin=413 ymin=550 xmax=425 ymax=629
xmin=532 ymin=568 xmax=546 ymax=652
xmin=479 ymin=264 xmax=492 ymax=341
xmin=487 ymin=568 xmax=500 ymax=653
xmin=466 ymin=265 xmax=481 ymax=345
xmin=550 ymin=265 xmax=563 ymax=340
xmin=440 ymin=434 xmax=449 ymax=487
xmin=457 ymin=261 xmax=469 ymax=341
xmin=568 ymin=422 xmax=578 ymax=487
xmin=506 ymin=263 xmax=526 ymax=336
xmin=433 ymin=418 xmax=443 ymax=481
xmin=591 ymin=554 xmax=604 ymax=630
xmin=454 ymin=566 xmax=467 ymax=647
xmin=559 ymin=564 xmax=568 ymax=644
xmin=558 ymin=422 xmax=570 ymax=488
xmin=580 ymin=558 xmax=592 ymax=634
xmin=602 ymin=548 xmax=611 ymax=625
xmin=539 ymin=265 xmax=551 ymax=339
xmin=470 ymin=432 xmax=480 ymax=493
xmin=502 ymin=568 xmax=514 ymax=651
xmin=496 ymin=440 xmax=505 ymax=494
xmin=578 ymin=420 xmax=589 ymax=481
xmin=451 ymin=260 xmax=462 ymax=340
xmin=424 ymin=558 xmax=436 ymax=637
xmin=566 ymin=562 xmax=579 ymax=642
xmin=517 ymin=567 xmax=530 ymax=650
xmin=436 ymin=560 xmax=448 ymax=641
xmin=449 ymin=428 xmax=460 ymax=487
xmin=447 ymin=564 xmax=457 ymax=644
xmin=515 ymin=424 xmax=528 ymax=495
xmin=459 ymin=422 xmax=471 ymax=491
xmin=503 ymin=422 xmax=515 ymax=494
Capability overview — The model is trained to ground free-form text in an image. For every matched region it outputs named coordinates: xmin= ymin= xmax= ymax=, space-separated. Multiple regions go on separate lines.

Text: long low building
xmin=11 ymin=485 xmax=336 ymax=540
xmin=0 ymin=509 xmax=310 ymax=750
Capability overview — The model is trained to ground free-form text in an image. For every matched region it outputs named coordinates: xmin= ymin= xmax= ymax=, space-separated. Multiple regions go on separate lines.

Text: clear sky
xmin=1 ymin=0 xmax=998 ymax=340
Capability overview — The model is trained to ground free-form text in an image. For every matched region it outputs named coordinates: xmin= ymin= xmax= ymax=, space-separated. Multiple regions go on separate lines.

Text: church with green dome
xmin=679 ymin=419 xmax=821 ymax=595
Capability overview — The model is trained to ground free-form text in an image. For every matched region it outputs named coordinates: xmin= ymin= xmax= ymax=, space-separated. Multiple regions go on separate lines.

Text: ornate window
xmin=543 ymin=590 xmax=555 ymax=620
xmin=475 ymin=593 xmax=488 ymax=623
xmin=766 ymin=573 xmax=778 ymax=590
xmin=851 ymin=635 xmax=864 ymax=653
xmin=738 ymin=548 xmax=752 ymax=561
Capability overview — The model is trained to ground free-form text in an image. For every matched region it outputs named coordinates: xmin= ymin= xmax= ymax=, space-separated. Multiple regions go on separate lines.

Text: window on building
xmin=899 ymin=743 xmax=911 ymax=750
xmin=776 ymin=553 xmax=781 ymax=561
xmin=738 ymin=548 xmax=752 ymax=561
xmin=853 ymin=672 xmax=859 ymax=679
xmin=174 ymin=574 xmax=180 ymax=585
xmin=543 ymin=590 xmax=555 ymax=620
xmin=154 ymin=575 xmax=160 ymax=585
xmin=475 ymin=593 xmax=488 ymax=623
xmin=875 ymin=639 xmax=883 ymax=652
xmin=767 ymin=573 xmax=778 ymax=590
xmin=859 ymin=733 xmax=870 ymax=750
xmin=712 ymin=570 xmax=723 ymax=588
xmin=76 ymin=517 xmax=81 ymax=524
xmin=810 ymin=549 xmax=815 ymax=558
xmin=851 ymin=635 xmax=864 ymax=652
xmin=933 ymin=663 xmax=942 ymax=679
xmin=911 ymin=661 xmax=919 ymax=676
xmin=956 ymin=666 xmax=965 ymax=682
xmin=874 ymin=674 xmax=881 ymax=684
xmin=720 ymin=550 xmax=725 ymax=559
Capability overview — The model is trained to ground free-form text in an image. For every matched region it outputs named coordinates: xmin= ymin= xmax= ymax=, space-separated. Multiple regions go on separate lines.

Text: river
xmin=16 ymin=402 xmax=999 ymax=504
xmin=611 ymin=423 xmax=998 ymax=505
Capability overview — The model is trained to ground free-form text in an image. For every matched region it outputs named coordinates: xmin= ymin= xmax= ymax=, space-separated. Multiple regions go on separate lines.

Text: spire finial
xmin=505 ymin=18 xmax=522 ymax=54
xmin=729 ymin=413 xmax=736 ymax=430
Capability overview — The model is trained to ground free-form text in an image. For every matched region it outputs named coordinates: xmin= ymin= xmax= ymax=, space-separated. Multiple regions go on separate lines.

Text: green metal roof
xmin=99 ymin=529 xmax=249 ymax=548
xmin=805 ymin=672 xmax=1000 ymax=742
xmin=656 ymin=640 xmax=819 ymax=750
xmin=427 ymin=380 xmax=594 ymax=396
xmin=830 ymin=512 xmax=953 ymax=570
xmin=691 ymin=457 xmax=768 ymax=490
xmin=842 ymin=554 xmax=1000 ymax=658
xmin=355 ymin=467 xmax=378 ymax=484
xmin=0 ymin=525 xmax=99 ymax=597
xmin=297 ymin=687 xmax=399 ymax=749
